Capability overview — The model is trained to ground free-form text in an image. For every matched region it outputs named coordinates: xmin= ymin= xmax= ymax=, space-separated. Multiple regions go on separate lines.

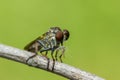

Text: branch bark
xmin=0 ymin=44 xmax=104 ymax=80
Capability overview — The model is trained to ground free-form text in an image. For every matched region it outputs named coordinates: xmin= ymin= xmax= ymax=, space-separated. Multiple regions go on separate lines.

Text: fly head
xmin=63 ymin=29 xmax=70 ymax=41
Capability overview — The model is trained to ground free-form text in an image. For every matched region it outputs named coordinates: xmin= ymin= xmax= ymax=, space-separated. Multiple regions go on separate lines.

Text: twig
xmin=0 ymin=44 xmax=104 ymax=80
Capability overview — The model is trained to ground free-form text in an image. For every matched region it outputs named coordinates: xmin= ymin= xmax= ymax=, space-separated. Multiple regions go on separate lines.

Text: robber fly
xmin=24 ymin=27 xmax=70 ymax=63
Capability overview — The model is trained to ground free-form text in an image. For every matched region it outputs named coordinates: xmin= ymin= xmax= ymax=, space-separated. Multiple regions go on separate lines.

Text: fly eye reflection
xmin=63 ymin=29 xmax=70 ymax=41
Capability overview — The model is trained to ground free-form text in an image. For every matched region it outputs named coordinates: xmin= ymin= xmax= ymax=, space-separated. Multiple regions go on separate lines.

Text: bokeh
xmin=0 ymin=0 xmax=120 ymax=80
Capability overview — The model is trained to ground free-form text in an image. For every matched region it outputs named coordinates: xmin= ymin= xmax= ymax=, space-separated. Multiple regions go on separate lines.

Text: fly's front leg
xmin=55 ymin=46 xmax=65 ymax=63
xmin=59 ymin=47 xmax=65 ymax=63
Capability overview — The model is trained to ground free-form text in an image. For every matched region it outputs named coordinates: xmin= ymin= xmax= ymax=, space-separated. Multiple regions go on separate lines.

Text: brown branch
xmin=0 ymin=44 xmax=104 ymax=80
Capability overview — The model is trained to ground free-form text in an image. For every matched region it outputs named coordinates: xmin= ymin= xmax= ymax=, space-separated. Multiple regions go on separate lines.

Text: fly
xmin=24 ymin=27 xmax=70 ymax=70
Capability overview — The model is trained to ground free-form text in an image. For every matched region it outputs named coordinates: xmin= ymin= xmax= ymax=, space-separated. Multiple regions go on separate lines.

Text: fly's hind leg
xmin=26 ymin=42 xmax=39 ymax=64
xmin=26 ymin=52 xmax=37 ymax=64
xmin=37 ymin=40 xmax=48 ymax=56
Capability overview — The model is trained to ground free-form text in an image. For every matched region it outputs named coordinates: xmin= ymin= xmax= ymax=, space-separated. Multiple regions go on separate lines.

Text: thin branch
xmin=0 ymin=44 xmax=104 ymax=80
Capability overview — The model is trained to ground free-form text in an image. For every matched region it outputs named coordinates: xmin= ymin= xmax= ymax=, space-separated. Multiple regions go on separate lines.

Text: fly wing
xmin=24 ymin=37 xmax=42 ymax=52
xmin=24 ymin=40 xmax=36 ymax=50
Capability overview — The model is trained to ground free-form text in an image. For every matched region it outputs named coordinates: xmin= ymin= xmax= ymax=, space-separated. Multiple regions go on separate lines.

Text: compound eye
xmin=63 ymin=29 xmax=70 ymax=41
xmin=55 ymin=31 xmax=64 ymax=42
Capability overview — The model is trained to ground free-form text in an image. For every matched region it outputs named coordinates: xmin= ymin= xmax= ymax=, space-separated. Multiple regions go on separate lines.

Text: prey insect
xmin=24 ymin=27 xmax=70 ymax=70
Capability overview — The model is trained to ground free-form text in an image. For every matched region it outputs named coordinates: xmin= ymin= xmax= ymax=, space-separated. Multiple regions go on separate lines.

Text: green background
xmin=0 ymin=0 xmax=120 ymax=80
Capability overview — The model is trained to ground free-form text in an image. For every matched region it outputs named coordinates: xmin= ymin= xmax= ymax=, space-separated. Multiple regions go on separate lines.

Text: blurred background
xmin=0 ymin=0 xmax=120 ymax=80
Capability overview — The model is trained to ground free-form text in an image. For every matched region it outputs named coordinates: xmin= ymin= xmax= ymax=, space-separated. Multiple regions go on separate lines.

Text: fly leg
xmin=55 ymin=48 xmax=59 ymax=61
xmin=51 ymin=49 xmax=55 ymax=71
xmin=37 ymin=40 xmax=47 ymax=56
xmin=26 ymin=42 xmax=39 ymax=64
xmin=49 ymin=40 xmax=57 ymax=71
xmin=45 ymin=51 xmax=50 ymax=70
xmin=40 ymin=46 xmax=58 ymax=53
xmin=37 ymin=40 xmax=51 ymax=70
xmin=38 ymin=39 xmax=57 ymax=71
xmin=55 ymin=46 xmax=65 ymax=63
xmin=37 ymin=40 xmax=57 ymax=55
xmin=43 ymin=50 xmax=50 ymax=70
xmin=26 ymin=53 xmax=37 ymax=64
xmin=59 ymin=46 xmax=65 ymax=63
